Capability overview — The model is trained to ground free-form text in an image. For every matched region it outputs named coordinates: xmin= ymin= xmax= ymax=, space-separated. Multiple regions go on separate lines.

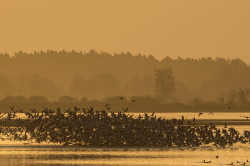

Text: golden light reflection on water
xmin=11 ymin=112 xmax=250 ymax=120
xmin=0 ymin=145 xmax=249 ymax=165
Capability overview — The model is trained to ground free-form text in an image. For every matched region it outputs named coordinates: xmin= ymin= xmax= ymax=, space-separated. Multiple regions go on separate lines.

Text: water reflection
xmin=0 ymin=145 xmax=249 ymax=166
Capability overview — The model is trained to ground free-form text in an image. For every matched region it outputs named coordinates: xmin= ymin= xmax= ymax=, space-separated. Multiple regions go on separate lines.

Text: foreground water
xmin=0 ymin=145 xmax=249 ymax=166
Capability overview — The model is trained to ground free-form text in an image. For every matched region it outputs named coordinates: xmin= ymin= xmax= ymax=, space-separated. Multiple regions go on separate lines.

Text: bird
xmin=239 ymin=116 xmax=250 ymax=120
xmin=203 ymin=160 xmax=211 ymax=163
xmin=9 ymin=106 xmax=14 ymax=111
xmin=131 ymin=100 xmax=136 ymax=102
xmin=30 ymin=108 xmax=36 ymax=113
xmin=74 ymin=106 xmax=80 ymax=112
xmin=18 ymin=109 xmax=23 ymax=113
xmin=119 ymin=96 xmax=124 ymax=101
xmin=198 ymin=113 xmax=203 ymax=117
xmin=224 ymin=123 xmax=228 ymax=128
xmin=215 ymin=155 xmax=219 ymax=158
xmin=123 ymin=107 xmax=128 ymax=112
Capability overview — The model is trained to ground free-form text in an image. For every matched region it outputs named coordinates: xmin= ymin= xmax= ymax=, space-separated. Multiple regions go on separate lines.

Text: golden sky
xmin=0 ymin=0 xmax=250 ymax=62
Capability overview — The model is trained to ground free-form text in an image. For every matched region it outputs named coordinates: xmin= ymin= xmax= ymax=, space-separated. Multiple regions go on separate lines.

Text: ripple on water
xmin=0 ymin=145 xmax=249 ymax=166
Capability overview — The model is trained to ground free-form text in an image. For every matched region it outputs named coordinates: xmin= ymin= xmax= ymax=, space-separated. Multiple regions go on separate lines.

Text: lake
xmin=131 ymin=112 xmax=250 ymax=120
xmin=0 ymin=112 xmax=249 ymax=166
xmin=0 ymin=145 xmax=249 ymax=166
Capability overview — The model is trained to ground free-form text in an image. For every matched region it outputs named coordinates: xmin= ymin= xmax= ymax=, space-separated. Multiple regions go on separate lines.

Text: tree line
xmin=0 ymin=50 xmax=250 ymax=105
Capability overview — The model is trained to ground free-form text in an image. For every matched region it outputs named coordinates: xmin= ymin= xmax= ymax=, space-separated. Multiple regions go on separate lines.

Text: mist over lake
xmin=1 ymin=0 xmax=250 ymax=165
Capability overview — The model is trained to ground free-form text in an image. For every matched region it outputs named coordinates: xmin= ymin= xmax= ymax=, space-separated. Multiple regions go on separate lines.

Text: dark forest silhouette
xmin=0 ymin=50 xmax=250 ymax=111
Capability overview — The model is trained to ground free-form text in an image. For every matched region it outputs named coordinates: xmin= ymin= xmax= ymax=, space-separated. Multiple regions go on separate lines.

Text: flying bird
xmin=9 ymin=106 xmax=14 ymax=111
xmin=123 ymin=107 xmax=128 ymax=112
xmin=198 ymin=113 xmax=203 ymax=117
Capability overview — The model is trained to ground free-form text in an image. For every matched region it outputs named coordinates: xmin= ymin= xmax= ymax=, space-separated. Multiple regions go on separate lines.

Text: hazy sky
xmin=0 ymin=0 xmax=250 ymax=62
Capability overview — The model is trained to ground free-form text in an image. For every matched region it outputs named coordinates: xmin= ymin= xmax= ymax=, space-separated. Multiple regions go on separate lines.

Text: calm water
xmin=0 ymin=145 xmax=249 ymax=166
xmin=0 ymin=112 xmax=249 ymax=166
xmin=13 ymin=112 xmax=250 ymax=120
xmin=132 ymin=112 xmax=250 ymax=120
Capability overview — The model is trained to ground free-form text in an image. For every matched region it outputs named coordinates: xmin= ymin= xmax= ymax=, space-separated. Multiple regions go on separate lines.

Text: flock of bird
xmin=202 ymin=158 xmax=250 ymax=165
xmin=0 ymin=106 xmax=249 ymax=148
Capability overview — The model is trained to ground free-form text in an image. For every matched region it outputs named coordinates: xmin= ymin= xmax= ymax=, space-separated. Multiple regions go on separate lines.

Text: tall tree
xmin=155 ymin=68 xmax=175 ymax=103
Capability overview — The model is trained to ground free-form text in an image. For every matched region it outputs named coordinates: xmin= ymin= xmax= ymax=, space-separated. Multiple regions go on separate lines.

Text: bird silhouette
xmin=119 ymin=96 xmax=124 ymax=101
xmin=203 ymin=160 xmax=211 ymax=163
xmin=123 ymin=107 xmax=128 ymax=112
xmin=240 ymin=116 xmax=250 ymax=120
xmin=8 ymin=106 xmax=15 ymax=112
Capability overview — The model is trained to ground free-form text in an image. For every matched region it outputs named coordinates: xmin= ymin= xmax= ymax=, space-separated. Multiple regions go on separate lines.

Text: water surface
xmin=0 ymin=145 xmax=249 ymax=166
